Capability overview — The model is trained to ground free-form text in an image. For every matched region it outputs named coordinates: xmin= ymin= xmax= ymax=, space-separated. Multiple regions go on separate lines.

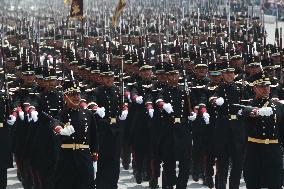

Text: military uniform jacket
xmin=157 ymin=85 xmax=191 ymax=160
xmin=129 ymin=80 xmax=154 ymax=147
xmin=188 ymin=76 xmax=210 ymax=107
xmin=12 ymin=85 xmax=41 ymax=158
xmin=31 ymin=89 xmax=64 ymax=170
xmin=93 ymin=85 xmax=122 ymax=135
xmin=56 ymin=107 xmax=98 ymax=154
xmin=213 ymin=82 xmax=243 ymax=117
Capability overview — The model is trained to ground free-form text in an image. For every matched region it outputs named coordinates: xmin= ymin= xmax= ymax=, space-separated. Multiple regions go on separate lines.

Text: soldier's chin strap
xmin=64 ymin=94 xmax=80 ymax=108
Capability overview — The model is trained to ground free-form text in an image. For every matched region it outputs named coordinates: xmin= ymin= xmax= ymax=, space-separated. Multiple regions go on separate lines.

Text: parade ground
xmin=6 ymin=19 xmax=282 ymax=189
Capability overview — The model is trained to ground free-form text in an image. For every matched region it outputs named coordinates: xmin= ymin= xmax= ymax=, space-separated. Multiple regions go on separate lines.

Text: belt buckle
xmin=265 ymin=139 xmax=269 ymax=144
xmin=0 ymin=123 xmax=3 ymax=128
xmin=74 ymin=144 xmax=80 ymax=150
xmin=110 ymin=118 xmax=116 ymax=124
xmin=174 ymin=118 xmax=181 ymax=124
xmin=230 ymin=115 xmax=237 ymax=120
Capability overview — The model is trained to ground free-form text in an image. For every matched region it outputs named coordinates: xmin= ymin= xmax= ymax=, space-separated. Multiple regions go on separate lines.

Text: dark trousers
xmin=96 ymin=129 xmax=121 ymax=189
xmin=0 ymin=169 xmax=7 ymax=189
xmin=163 ymin=158 xmax=190 ymax=189
xmin=192 ymin=132 xmax=206 ymax=179
xmin=53 ymin=150 xmax=94 ymax=189
xmin=215 ymin=119 xmax=245 ymax=189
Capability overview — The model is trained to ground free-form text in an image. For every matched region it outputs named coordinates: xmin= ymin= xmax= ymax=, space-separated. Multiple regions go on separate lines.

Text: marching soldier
xmin=0 ymin=70 xmax=13 ymax=189
xmin=9 ymin=62 xmax=40 ymax=189
xmin=34 ymin=68 xmax=63 ymax=189
xmin=94 ymin=63 xmax=128 ymax=189
xmin=204 ymin=62 xmax=223 ymax=188
xmin=188 ymin=57 xmax=211 ymax=183
xmin=209 ymin=59 xmax=246 ymax=189
xmin=240 ymin=72 xmax=284 ymax=189
xmin=129 ymin=58 xmax=154 ymax=184
xmin=156 ymin=63 xmax=192 ymax=189
xmin=51 ymin=72 xmax=97 ymax=189
xmin=149 ymin=62 xmax=168 ymax=189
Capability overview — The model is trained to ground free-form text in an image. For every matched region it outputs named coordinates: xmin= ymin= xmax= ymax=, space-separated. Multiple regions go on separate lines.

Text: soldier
xmin=209 ymin=60 xmax=246 ymax=189
xmin=188 ymin=57 xmax=211 ymax=183
xmin=240 ymin=72 xmax=284 ymax=189
xmin=129 ymin=57 xmax=154 ymax=184
xmin=94 ymin=63 xmax=128 ymax=189
xmin=156 ymin=63 xmax=192 ymax=189
xmin=51 ymin=72 xmax=97 ymax=189
xmin=149 ymin=62 xmax=168 ymax=189
xmin=204 ymin=62 xmax=223 ymax=188
xmin=9 ymin=62 xmax=40 ymax=189
xmin=0 ymin=70 xmax=13 ymax=189
xmin=34 ymin=67 xmax=63 ymax=189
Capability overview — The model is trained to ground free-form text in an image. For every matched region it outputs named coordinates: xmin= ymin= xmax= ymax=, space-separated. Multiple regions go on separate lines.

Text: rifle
xmin=1 ymin=18 xmax=11 ymax=116
xmin=182 ymin=63 xmax=193 ymax=113
xmin=41 ymin=111 xmax=65 ymax=128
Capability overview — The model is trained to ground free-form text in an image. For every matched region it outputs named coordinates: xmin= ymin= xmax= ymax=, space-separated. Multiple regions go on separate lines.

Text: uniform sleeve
xmin=89 ymin=111 xmax=98 ymax=153
xmin=130 ymin=85 xmax=139 ymax=101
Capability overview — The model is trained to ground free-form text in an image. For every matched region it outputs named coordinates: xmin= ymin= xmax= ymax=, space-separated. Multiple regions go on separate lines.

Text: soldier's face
xmin=167 ymin=73 xmax=179 ymax=86
xmin=249 ymin=66 xmax=261 ymax=76
xmin=195 ymin=66 xmax=208 ymax=78
xmin=253 ymin=85 xmax=270 ymax=98
xmin=209 ymin=75 xmax=222 ymax=85
xmin=101 ymin=75 xmax=114 ymax=87
xmin=222 ymin=72 xmax=235 ymax=83
xmin=64 ymin=93 xmax=81 ymax=108
xmin=139 ymin=69 xmax=152 ymax=80
xmin=230 ymin=59 xmax=244 ymax=71
xmin=22 ymin=74 xmax=35 ymax=85
xmin=156 ymin=73 xmax=167 ymax=83
xmin=48 ymin=80 xmax=58 ymax=89
xmin=90 ymin=73 xmax=101 ymax=83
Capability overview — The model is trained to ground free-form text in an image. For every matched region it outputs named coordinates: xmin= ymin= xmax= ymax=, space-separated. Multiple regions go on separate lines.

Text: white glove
xmin=7 ymin=115 xmax=16 ymax=125
xmin=136 ymin=96 xmax=143 ymax=104
xmin=119 ymin=110 xmax=128 ymax=120
xmin=18 ymin=111 xmax=24 ymax=121
xmin=60 ymin=125 xmax=75 ymax=136
xmin=149 ymin=109 xmax=154 ymax=118
xmin=238 ymin=109 xmax=243 ymax=116
xmin=31 ymin=111 xmax=39 ymax=122
xmin=96 ymin=107 xmax=106 ymax=118
xmin=163 ymin=103 xmax=174 ymax=114
xmin=188 ymin=112 xmax=197 ymax=121
xmin=203 ymin=112 xmax=210 ymax=124
xmin=216 ymin=97 xmax=224 ymax=106
xmin=258 ymin=107 xmax=273 ymax=117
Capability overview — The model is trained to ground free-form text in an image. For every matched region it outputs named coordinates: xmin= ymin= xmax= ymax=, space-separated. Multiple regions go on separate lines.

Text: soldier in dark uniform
xmin=156 ymin=63 xmax=192 ymax=189
xmin=261 ymin=57 xmax=280 ymax=100
xmin=129 ymin=58 xmax=154 ymax=184
xmin=188 ymin=57 xmax=211 ymax=182
xmin=10 ymin=63 xmax=40 ymax=189
xmin=240 ymin=72 xmax=284 ymax=189
xmin=34 ymin=68 xmax=63 ymax=189
xmin=149 ymin=62 xmax=168 ymax=189
xmin=52 ymin=72 xmax=97 ymax=189
xmin=209 ymin=60 xmax=246 ymax=189
xmin=204 ymin=62 xmax=223 ymax=188
xmin=0 ymin=70 xmax=13 ymax=189
xmin=94 ymin=64 xmax=127 ymax=189
xmin=121 ymin=54 xmax=140 ymax=172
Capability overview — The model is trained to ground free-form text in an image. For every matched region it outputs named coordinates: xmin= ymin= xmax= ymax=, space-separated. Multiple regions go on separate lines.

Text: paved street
xmin=7 ymin=162 xmax=246 ymax=189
